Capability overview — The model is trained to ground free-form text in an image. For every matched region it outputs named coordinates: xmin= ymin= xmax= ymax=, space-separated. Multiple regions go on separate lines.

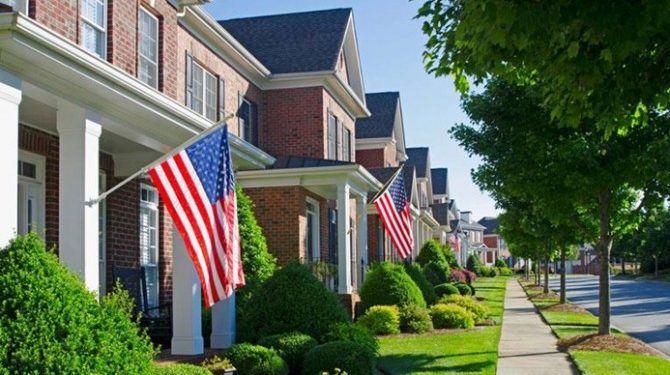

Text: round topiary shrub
xmin=454 ymin=282 xmax=472 ymax=296
xmin=399 ymin=305 xmax=433 ymax=334
xmin=358 ymin=305 xmax=400 ymax=335
xmin=0 ymin=234 xmax=156 ymax=374
xmin=415 ymin=240 xmax=448 ymax=267
xmin=403 ymin=262 xmax=437 ymax=305
xmin=423 ymin=261 xmax=450 ymax=286
xmin=466 ymin=254 xmax=483 ymax=276
xmin=238 ymin=262 xmax=348 ymax=342
xmin=495 ymin=258 xmax=507 ymax=268
xmin=303 ymin=341 xmax=376 ymax=375
xmin=226 ymin=343 xmax=288 ymax=375
xmin=150 ymin=363 xmax=213 ymax=375
xmin=469 ymin=284 xmax=477 ymax=296
xmin=434 ymin=283 xmax=460 ymax=299
xmin=449 ymin=269 xmax=467 ymax=284
xmin=359 ymin=262 xmax=425 ymax=312
xmin=324 ymin=323 xmax=379 ymax=356
xmin=429 ymin=304 xmax=475 ymax=329
xmin=257 ymin=332 xmax=317 ymax=373
xmin=438 ymin=295 xmax=489 ymax=322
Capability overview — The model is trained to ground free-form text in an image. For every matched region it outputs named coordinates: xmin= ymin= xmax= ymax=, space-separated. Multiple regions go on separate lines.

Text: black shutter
xmin=218 ymin=77 xmax=225 ymax=121
xmin=251 ymin=100 xmax=259 ymax=146
xmin=237 ymin=92 xmax=243 ymax=137
xmin=185 ymin=53 xmax=193 ymax=108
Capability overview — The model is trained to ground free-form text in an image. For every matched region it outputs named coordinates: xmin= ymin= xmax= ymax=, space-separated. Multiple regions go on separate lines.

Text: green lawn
xmin=552 ymin=326 xmax=624 ymax=339
xmin=377 ymin=277 xmax=508 ymax=375
xmin=571 ymin=351 xmax=670 ymax=375
xmin=540 ymin=311 xmax=599 ymax=326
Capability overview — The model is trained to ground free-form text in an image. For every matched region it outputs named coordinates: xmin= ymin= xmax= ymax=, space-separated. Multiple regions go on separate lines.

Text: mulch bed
xmin=155 ymin=348 xmax=226 ymax=365
xmin=542 ymin=303 xmax=588 ymax=313
xmin=476 ymin=318 xmax=497 ymax=326
xmin=558 ymin=334 xmax=662 ymax=356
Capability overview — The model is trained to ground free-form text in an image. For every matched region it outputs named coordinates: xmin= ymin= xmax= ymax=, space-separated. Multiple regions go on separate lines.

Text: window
xmin=336 ymin=120 xmax=342 ymax=159
xmin=99 ymin=171 xmax=106 ymax=296
xmin=343 ymin=128 xmax=351 ymax=162
xmin=139 ymin=185 xmax=159 ymax=308
xmin=238 ymin=96 xmax=256 ymax=144
xmin=327 ymin=113 xmax=337 ymax=160
xmin=306 ymin=199 xmax=320 ymax=262
xmin=81 ymin=0 xmax=106 ymax=58
xmin=138 ymin=8 xmax=159 ymax=89
xmin=17 ymin=151 xmax=45 ymax=237
xmin=1 ymin=0 xmax=29 ymax=13
xmin=186 ymin=55 xmax=217 ymax=122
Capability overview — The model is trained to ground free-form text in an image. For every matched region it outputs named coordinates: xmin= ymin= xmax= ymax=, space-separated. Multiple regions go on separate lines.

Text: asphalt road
xmin=548 ymin=275 xmax=670 ymax=356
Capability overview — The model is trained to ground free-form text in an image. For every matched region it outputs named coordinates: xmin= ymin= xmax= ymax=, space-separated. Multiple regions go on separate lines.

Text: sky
xmin=203 ymin=0 xmax=500 ymax=219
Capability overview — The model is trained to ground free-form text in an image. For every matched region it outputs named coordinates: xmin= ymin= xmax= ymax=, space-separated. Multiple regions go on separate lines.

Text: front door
xmin=17 ymin=152 xmax=45 ymax=237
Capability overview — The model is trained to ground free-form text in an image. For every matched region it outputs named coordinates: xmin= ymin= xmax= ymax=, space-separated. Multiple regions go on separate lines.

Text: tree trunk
xmin=560 ymin=246 xmax=567 ymax=304
xmin=525 ymin=258 xmax=529 ymax=281
xmin=597 ymin=191 xmax=613 ymax=336
xmin=655 ymin=256 xmax=659 ymax=278
xmin=535 ymin=258 xmax=541 ymax=285
xmin=622 ymin=259 xmax=626 ymax=275
xmin=544 ymin=255 xmax=549 ymax=294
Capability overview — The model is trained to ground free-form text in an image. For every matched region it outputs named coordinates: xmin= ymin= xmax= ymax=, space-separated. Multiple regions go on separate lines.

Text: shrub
xmin=434 ymin=283 xmax=460 ymax=299
xmin=258 ymin=332 xmax=317 ymax=373
xmin=303 ymin=341 xmax=376 ymax=375
xmin=225 ymin=343 xmax=288 ymax=375
xmin=495 ymin=258 xmax=507 ymax=268
xmin=438 ymin=295 xmax=489 ymax=322
xmin=422 ymin=261 xmax=450 ymax=286
xmin=463 ymin=269 xmax=477 ymax=284
xmin=358 ymin=305 xmax=400 ymax=335
xmin=429 ymin=304 xmax=475 ymax=329
xmin=324 ymin=323 xmax=379 ymax=356
xmin=0 ymin=234 xmax=156 ymax=374
xmin=201 ymin=356 xmax=235 ymax=374
xmin=415 ymin=240 xmax=447 ymax=267
xmin=442 ymin=244 xmax=459 ymax=268
xmin=399 ymin=305 xmax=433 ymax=334
xmin=359 ymin=262 xmax=425 ymax=312
xmin=449 ymin=269 xmax=467 ymax=283
xmin=403 ymin=262 xmax=437 ymax=305
xmin=481 ymin=266 xmax=498 ymax=277
xmin=454 ymin=282 xmax=472 ymax=296
xmin=238 ymin=262 xmax=348 ymax=342
xmin=469 ymin=284 xmax=477 ymax=296
xmin=150 ymin=364 xmax=213 ymax=375
xmin=466 ymin=254 xmax=483 ymax=276
xmin=497 ymin=267 xmax=514 ymax=276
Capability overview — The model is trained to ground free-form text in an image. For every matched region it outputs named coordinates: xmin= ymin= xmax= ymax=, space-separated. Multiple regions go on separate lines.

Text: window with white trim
xmin=306 ymin=198 xmax=320 ymax=261
xmin=343 ymin=128 xmax=351 ymax=162
xmin=1 ymin=0 xmax=29 ymax=13
xmin=187 ymin=58 xmax=217 ymax=122
xmin=138 ymin=8 xmax=159 ymax=89
xmin=139 ymin=185 xmax=159 ymax=308
xmin=327 ymin=113 xmax=337 ymax=160
xmin=336 ymin=120 xmax=342 ymax=159
xmin=81 ymin=0 xmax=107 ymax=59
xmin=238 ymin=97 xmax=257 ymax=144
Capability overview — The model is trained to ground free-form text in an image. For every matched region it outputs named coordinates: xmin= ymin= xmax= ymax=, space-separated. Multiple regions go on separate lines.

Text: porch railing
xmin=301 ymin=258 xmax=338 ymax=293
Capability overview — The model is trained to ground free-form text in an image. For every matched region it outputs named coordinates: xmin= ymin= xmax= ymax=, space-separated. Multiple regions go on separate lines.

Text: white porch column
xmin=57 ymin=102 xmax=100 ymax=293
xmin=356 ymin=195 xmax=368 ymax=286
xmin=0 ymin=69 xmax=21 ymax=247
xmin=210 ymin=294 xmax=236 ymax=349
xmin=337 ymin=183 xmax=352 ymax=294
xmin=171 ymin=225 xmax=204 ymax=355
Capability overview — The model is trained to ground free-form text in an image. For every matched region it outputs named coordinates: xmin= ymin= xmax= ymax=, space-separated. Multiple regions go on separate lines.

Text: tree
xmin=417 ymin=0 xmax=670 ymax=133
xmin=452 ymin=79 xmax=670 ymax=334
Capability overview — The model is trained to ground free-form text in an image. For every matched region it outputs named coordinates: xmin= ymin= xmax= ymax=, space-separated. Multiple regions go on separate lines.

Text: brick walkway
xmin=496 ymin=280 xmax=579 ymax=375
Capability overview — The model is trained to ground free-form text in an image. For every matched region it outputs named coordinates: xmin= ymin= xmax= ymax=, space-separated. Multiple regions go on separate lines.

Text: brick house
xmin=430 ymin=167 xmax=453 ymax=244
xmin=478 ymin=216 xmax=511 ymax=264
xmin=0 ymin=0 xmax=388 ymax=355
xmin=405 ymin=147 xmax=440 ymax=255
xmin=451 ymin=211 xmax=488 ymax=265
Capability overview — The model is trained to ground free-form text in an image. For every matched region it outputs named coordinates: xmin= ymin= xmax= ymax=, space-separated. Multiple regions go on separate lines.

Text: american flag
xmin=148 ymin=126 xmax=243 ymax=308
xmin=449 ymin=233 xmax=461 ymax=252
xmin=373 ymin=168 xmax=414 ymax=259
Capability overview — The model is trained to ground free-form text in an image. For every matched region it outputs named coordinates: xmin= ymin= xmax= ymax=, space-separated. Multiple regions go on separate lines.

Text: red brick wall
xmin=33 ymin=0 xmax=78 ymax=43
xmin=483 ymin=236 xmax=498 ymax=249
xmin=107 ymin=0 xmax=137 ymax=75
xmin=367 ymin=215 xmax=380 ymax=263
xmin=356 ymin=149 xmax=385 ymax=169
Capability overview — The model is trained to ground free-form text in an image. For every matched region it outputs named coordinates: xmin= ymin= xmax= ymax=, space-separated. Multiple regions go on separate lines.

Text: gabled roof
xmin=431 ymin=203 xmax=450 ymax=226
xmin=406 ymin=147 xmax=430 ymax=178
xmin=367 ymin=165 xmax=414 ymax=201
xmin=219 ymin=9 xmax=352 ymax=75
xmin=356 ymin=92 xmax=399 ymax=139
xmin=478 ymin=216 xmax=500 ymax=235
xmin=270 ymin=155 xmax=354 ymax=169
xmin=431 ymin=168 xmax=448 ymax=196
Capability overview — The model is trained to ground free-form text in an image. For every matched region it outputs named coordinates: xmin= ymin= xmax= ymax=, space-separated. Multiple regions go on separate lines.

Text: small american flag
xmin=148 ymin=125 xmax=243 ymax=308
xmin=449 ymin=233 xmax=461 ymax=252
xmin=373 ymin=168 xmax=414 ymax=259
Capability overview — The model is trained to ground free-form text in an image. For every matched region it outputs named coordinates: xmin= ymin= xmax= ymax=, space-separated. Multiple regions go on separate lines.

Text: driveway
xmin=548 ymin=275 xmax=670 ymax=356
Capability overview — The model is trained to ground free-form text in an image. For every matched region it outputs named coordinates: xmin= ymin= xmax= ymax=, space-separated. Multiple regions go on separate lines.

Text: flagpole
xmin=370 ymin=163 xmax=405 ymax=203
xmin=85 ymin=115 xmax=234 ymax=206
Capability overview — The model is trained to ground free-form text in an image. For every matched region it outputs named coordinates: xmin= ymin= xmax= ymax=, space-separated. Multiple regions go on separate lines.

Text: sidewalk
xmin=497 ymin=280 xmax=579 ymax=375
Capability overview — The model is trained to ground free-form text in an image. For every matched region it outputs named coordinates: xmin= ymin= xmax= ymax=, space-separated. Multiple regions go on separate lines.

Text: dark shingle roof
xmin=478 ymin=216 xmax=500 ymax=235
xmin=367 ymin=165 xmax=414 ymax=201
xmin=431 ymin=203 xmax=450 ymax=226
xmin=355 ymin=92 xmax=399 ymax=139
xmin=431 ymin=168 xmax=448 ymax=195
xmin=219 ymin=9 xmax=351 ymax=74
xmin=270 ymin=155 xmax=353 ymax=169
xmin=406 ymin=148 xmax=429 ymax=178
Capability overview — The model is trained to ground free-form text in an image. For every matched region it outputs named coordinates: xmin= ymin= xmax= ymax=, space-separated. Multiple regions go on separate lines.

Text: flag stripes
xmin=373 ymin=168 xmax=414 ymax=259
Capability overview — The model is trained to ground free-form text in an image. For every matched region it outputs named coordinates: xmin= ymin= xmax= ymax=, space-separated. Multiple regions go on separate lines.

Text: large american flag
xmin=148 ymin=126 xmax=243 ymax=308
xmin=373 ymin=168 xmax=414 ymax=259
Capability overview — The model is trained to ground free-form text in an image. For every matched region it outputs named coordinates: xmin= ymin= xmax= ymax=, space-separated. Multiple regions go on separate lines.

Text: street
xmin=548 ymin=275 xmax=670 ymax=356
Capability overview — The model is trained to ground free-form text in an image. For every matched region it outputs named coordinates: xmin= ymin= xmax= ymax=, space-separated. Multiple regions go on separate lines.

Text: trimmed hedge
xmin=430 ymin=304 xmax=475 ymax=329
xmin=466 ymin=254 xmax=483 ymax=276
xmin=399 ymin=305 xmax=433 ymax=334
xmin=257 ymin=332 xmax=317 ymax=374
xmin=497 ymin=267 xmax=514 ymax=276
xmin=454 ymin=282 xmax=472 ymax=296
xmin=359 ymin=262 xmax=425 ymax=312
xmin=422 ymin=261 xmax=450 ymax=286
xmin=439 ymin=295 xmax=489 ymax=322
xmin=303 ymin=341 xmax=376 ymax=375
xmin=434 ymin=283 xmax=460 ymax=299
xmin=238 ymin=262 xmax=348 ymax=342
xmin=226 ymin=343 xmax=288 ymax=375
xmin=324 ymin=323 xmax=379 ymax=356
xmin=358 ymin=305 xmax=400 ymax=335
xmin=0 ymin=234 xmax=156 ymax=374
xmin=403 ymin=262 xmax=437 ymax=305
xmin=495 ymin=258 xmax=507 ymax=268
xmin=150 ymin=364 xmax=213 ymax=375
xmin=415 ymin=240 xmax=447 ymax=267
